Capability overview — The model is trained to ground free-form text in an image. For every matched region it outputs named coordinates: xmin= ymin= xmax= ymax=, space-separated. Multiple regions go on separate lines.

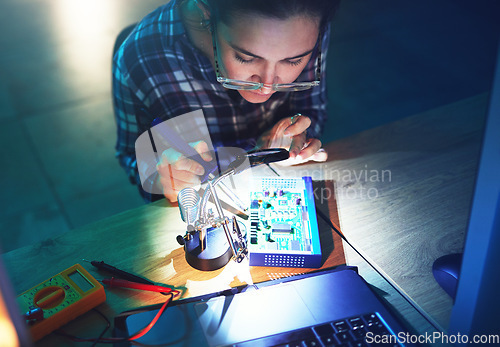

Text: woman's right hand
xmin=257 ymin=114 xmax=327 ymax=165
xmin=156 ymin=141 xmax=212 ymax=203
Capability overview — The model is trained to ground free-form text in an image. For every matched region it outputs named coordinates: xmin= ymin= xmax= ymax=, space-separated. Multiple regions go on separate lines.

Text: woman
xmin=113 ymin=0 xmax=340 ymax=202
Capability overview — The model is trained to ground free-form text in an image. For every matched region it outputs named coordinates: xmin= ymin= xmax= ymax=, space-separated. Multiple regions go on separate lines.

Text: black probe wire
xmin=266 ymin=163 xmax=280 ymax=176
xmin=315 ymin=207 xmax=443 ymax=332
xmin=54 ymin=294 xmax=174 ymax=345
xmin=89 ymin=308 xmax=110 ymax=347
xmin=54 ymin=308 xmax=110 ymax=344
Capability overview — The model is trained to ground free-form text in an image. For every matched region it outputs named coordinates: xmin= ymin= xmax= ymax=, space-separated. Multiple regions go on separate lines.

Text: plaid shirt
xmin=112 ymin=0 xmax=330 ymax=202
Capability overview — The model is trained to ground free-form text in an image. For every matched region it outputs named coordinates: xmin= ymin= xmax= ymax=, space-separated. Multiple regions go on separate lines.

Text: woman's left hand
xmin=257 ymin=114 xmax=328 ymax=165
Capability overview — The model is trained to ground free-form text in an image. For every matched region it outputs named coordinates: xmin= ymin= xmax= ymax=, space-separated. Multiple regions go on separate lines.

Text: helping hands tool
xmin=147 ymin=113 xmax=289 ymax=271
xmin=175 ymin=148 xmax=289 ymax=271
xmin=149 ymin=112 xmax=288 ymax=210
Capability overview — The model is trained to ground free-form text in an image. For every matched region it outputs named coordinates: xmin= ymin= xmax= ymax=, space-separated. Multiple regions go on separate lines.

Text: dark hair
xmin=203 ymin=0 xmax=341 ymax=31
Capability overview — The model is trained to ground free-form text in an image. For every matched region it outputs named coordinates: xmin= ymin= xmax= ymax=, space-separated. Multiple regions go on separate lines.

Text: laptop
xmin=114 ymin=266 xmax=413 ymax=346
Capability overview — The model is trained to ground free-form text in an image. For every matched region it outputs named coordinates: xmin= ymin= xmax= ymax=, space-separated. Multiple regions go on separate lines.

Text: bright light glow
xmin=0 ymin=292 xmax=20 ymax=347
xmin=186 ymin=259 xmax=253 ymax=297
xmin=50 ymin=0 xmax=118 ymax=94
xmin=53 ymin=0 xmax=116 ymax=40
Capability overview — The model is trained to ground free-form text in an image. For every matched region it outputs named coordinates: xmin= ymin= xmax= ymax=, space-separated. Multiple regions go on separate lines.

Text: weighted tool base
xmin=183 ymin=226 xmax=232 ymax=271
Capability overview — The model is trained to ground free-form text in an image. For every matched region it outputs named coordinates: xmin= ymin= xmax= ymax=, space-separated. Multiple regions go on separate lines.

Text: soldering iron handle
xmin=150 ymin=117 xmax=217 ymax=183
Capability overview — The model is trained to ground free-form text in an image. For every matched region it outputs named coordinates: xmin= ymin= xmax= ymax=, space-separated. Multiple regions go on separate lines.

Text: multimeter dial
xmin=21 ymin=275 xmax=81 ymax=317
xmin=34 ymin=286 xmax=65 ymax=309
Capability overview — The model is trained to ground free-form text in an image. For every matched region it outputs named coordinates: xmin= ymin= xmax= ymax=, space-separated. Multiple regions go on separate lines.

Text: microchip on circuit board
xmin=245 ymin=176 xmax=322 ymax=268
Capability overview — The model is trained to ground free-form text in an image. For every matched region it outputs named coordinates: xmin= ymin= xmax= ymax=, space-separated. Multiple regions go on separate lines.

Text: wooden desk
xmin=276 ymin=94 xmax=487 ymax=332
xmin=1 ymin=94 xmax=487 ymax=345
xmin=2 ymin=180 xmax=345 ymax=345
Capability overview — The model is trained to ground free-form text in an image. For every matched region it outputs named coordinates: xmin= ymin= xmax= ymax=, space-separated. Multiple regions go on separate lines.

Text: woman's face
xmin=215 ymin=14 xmax=320 ymax=104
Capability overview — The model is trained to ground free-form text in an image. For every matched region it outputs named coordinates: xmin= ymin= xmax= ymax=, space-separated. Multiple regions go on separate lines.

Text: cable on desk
xmin=54 ymin=292 xmax=177 ymax=344
xmin=90 ymin=308 xmax=110 ymax=347
xmin=54 ymin=308 xmax=110 ymax=344
xmin=316 ymin=208 xmax=443 ymax=333
xmin=266 ymin=163 xmax=280 ymax=176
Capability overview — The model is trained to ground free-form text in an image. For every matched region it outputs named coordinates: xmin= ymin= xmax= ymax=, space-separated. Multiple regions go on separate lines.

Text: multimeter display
xmin=17 ymin=264 xmax=106 ymax=341
xmin=68 ymin=270 xmax=94 ymax=292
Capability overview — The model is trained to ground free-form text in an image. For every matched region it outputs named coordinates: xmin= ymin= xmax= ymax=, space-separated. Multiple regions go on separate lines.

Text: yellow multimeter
xmin=16 ymin=263 xmax=106 ymax=341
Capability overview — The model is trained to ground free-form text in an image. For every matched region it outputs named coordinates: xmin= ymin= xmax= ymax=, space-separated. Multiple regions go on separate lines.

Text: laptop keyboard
xmin=233 ymin=312 xmax=402 ymax=347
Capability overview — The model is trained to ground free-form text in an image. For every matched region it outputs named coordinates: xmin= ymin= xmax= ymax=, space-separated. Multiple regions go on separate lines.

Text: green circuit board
xmin=247 ymin=177 xmax=313 ymax=253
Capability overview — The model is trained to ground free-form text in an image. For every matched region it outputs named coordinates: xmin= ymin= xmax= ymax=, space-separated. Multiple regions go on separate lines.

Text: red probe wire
xmin=126 ymin=295 xmax=172 ymax=341
xmin=66 ymin=279 xmax=180 ymax=343
xmin=102 ymin=277 xmax=180 ymax=296
xmin=66 ymin=294 xmax=173 ymax=343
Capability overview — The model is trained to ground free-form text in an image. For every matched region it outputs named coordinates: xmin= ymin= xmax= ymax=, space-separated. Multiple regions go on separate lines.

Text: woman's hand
xmin=258 ymin=114 xmax=327 ymax=165
xmin=156 ymin=141 xmax=212 ymax=203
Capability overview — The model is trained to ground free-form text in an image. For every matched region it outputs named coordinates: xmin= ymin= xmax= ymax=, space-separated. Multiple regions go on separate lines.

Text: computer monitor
xmin=448 ymin=40 xmax=500 ymax=340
